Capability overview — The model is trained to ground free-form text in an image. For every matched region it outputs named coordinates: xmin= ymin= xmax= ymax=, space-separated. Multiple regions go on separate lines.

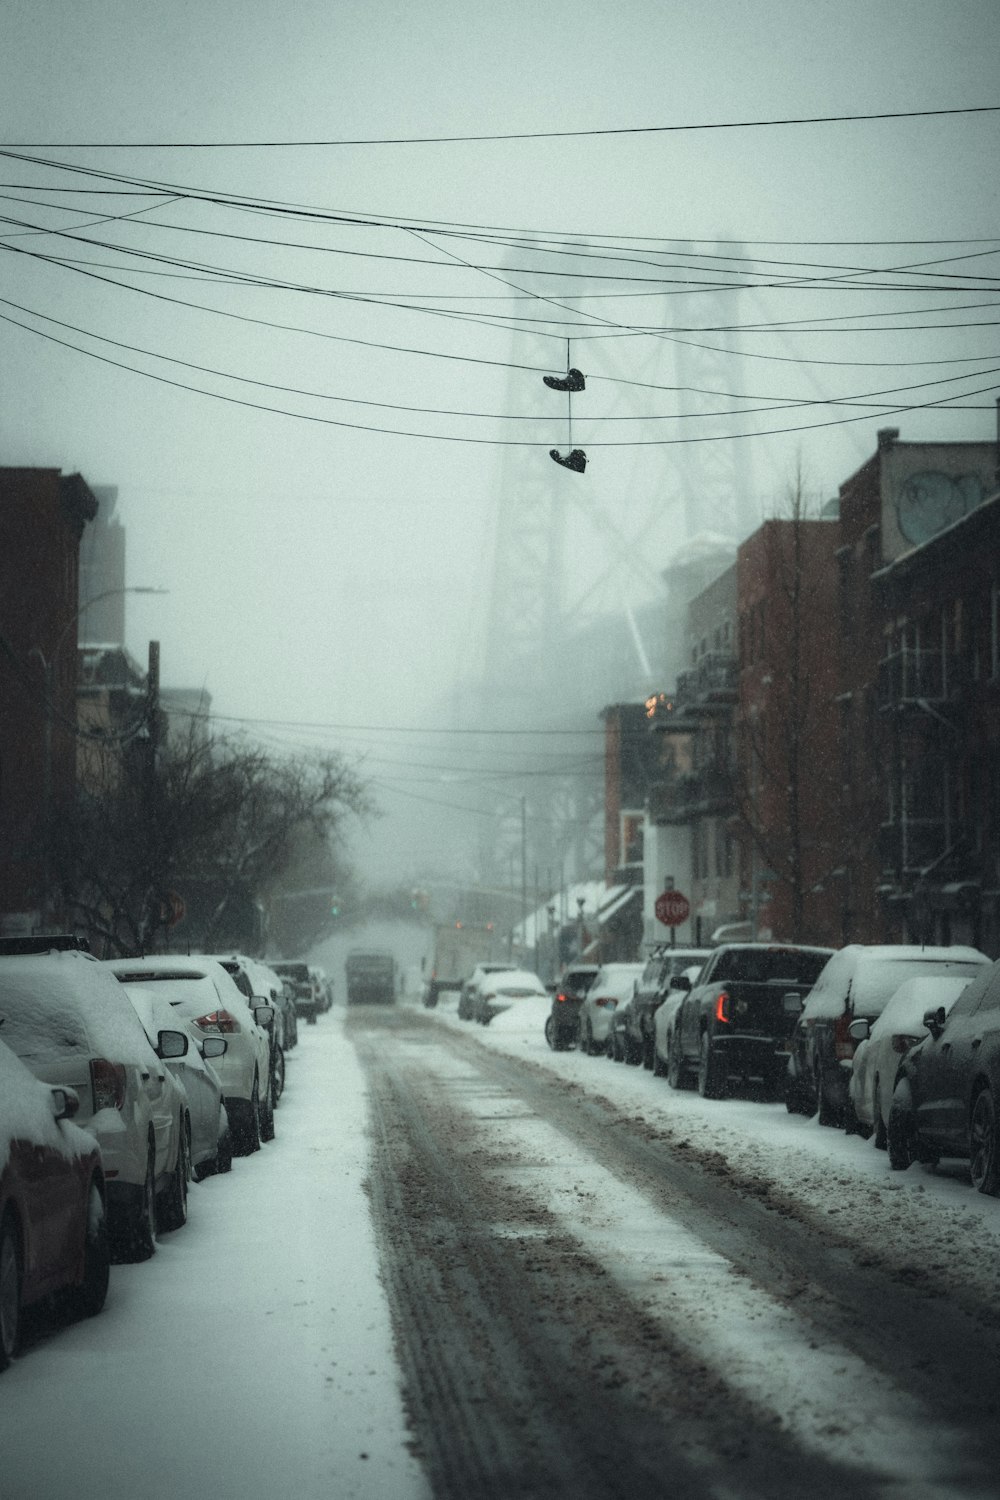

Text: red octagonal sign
xmin=654 ymin=889 xmax=690 ymax=927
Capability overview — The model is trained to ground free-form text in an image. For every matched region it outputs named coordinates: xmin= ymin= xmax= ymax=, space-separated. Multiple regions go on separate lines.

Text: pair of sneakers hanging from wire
xmin=544 ymin=342 xmax=587 ymax=472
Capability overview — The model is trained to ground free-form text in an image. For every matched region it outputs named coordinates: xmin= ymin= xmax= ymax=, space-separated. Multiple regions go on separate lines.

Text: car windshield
xmin=710 ymin=948 xmax=830 ymax=985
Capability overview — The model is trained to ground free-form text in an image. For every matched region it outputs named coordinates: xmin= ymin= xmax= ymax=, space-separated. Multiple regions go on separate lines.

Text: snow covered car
xmin=124 ymin=986 xmax=233 ymax=1181
xmin=1 ymin=1037 xmax=110 ymax=1370
xmin=618 ymin=948 xmax=710 ymax=1067
xmin=577 ymin=963 xmax=644 ymax=1056
xmin=105 ymin=957 xmax=274 ymax=1156
xmin=270 ymin=961 xmax=320 ymax=1026
xmin=848 ymin=975 xmax=973 ymax=1148
xmin=888 ymin=958 xmax=1000 ymax=1192
xmin=544 ymin=964 xmax=600 ymax=1051
xmin=473 ymin=968 xmax=548 ymax=1025
xmin=651 ymin=966 xmax=705 ymax=1079
xmin=459 ymin=962 xmax=519 ymax=1022
xmin=0 ymin=950 xmax=187 ymax=1261
xmin=786 ymin=944 xmax=989 ymax=1126
xmin=212 ymin=953 xmax=291 ymax=1103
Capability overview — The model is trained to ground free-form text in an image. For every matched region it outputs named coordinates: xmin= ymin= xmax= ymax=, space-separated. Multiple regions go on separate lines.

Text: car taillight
xmin=195 ymin=1009 xmax=239 ymax=1034
xmin=556 ymin=991 xmax=570 ymax=1004
xmin=594 ymin=996 xmax=617 ymax=1009
xmin=715 ymin=991 xmax=731 ymax=1024
xmin=91 ymin=1058 xmax=127 ymax=1111
xmin=834 ymin=1011 xmax=854 ymax=1060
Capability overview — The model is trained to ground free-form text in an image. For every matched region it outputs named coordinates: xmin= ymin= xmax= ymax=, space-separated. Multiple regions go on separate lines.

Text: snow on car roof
xmin=868 ymin=975 xmax=974 ymax=1042
xmin=802 ymin=945 xmax=989 ymax=1020
xmin=481 ymin=969 xmax=546 ymax=995
xmin=0 ymin=950 xmax=157 ymax=1068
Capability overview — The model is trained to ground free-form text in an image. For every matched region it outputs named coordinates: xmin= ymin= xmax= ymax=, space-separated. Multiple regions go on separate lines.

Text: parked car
xmin=458 ymin=962 xmax=519 ymax=1022
xmin=105 ymin=956 xmax=274 ymax=1156
xmin=212 ymin=953 xmax=290 ymax=1105
xmin=474 ymin=969 xmax=548 ymax=1025
xmin=270 ymin=961 xmax=320 ymax=1026
xmin=887 ymin=959 xmax=1000 ymax=1193
xmin=310 ymin=966 xmax=334 ymax=1013
xmin=619 ymin=947 xmax=710 ymax=1068
xmin=1 ymin=1037 xmax=110 ymax=1370
xmin=650 ymin=966 xmax=706 ymax=1077
xmin=123 ymin=986 xmax=232 ymax=1181
xmin=662 ymin=943 xmax=833 ymax=1099
xmin=544 ymin=964 xmax=600 ymax=1051
xmin=0 ymin=950 xmax=187 ymax=1261
xmin=578 ymin=964 xmax=644 ymax=1056
xmin=786 ymin=945 xmax=989 ymax=1126
xmin=848 ymin=975 xmax=972 ymax=1148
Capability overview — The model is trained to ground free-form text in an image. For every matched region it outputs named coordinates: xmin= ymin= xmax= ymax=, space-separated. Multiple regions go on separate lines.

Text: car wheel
xmin=969 ymin=1088 xmax=1000 ymax=1196
xmin=260 ymin=1082 xmax=276 ymax=1143
xmin=233 ymin=1082 xmax=262 ymax=1157
xmin=697 ymin=1033 xmax=726 ymax=1099
xmin=66 ymin=1185 xmax=110 ymax=1320
xmin=270 ymin=1047 xmax=285 ymax=1109
xmin=641 ymin=1032 xmax=655 ymax=1071
xmin=118 ymin=1145 xmax=157 ymax=1263
xmin=158 ymin=1123 xmax=190 ymax=1233
xmin=214 ymin=1114 xmax=234 ymax=1175
xmin=0 ymin=1212 xmax=22 ymax=1371
xmin=816 ymin=1067 xmax=840 ymax=1128
xmin=624 ymin=1033 xmax=641 ymax=1067
xmin=887 ymin=1082 xmax=915 ymax=1171
xmin=666 ymin=1032 xmax=684 ymax=1090
xmin=842 ymin=1092 xmax=871 ymax=1140
xmin=873 ymin=1081 xmax=888 ymax=1151
xmin=581 ymin=1021 xmax=594 ymax=1057
xmin=544 ymin=1015 xmax=556 ymax=1050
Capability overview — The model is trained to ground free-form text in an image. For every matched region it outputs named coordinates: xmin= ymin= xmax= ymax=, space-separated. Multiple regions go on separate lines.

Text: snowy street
xmin=5 ymin=990 xmax=1000 ymax=1500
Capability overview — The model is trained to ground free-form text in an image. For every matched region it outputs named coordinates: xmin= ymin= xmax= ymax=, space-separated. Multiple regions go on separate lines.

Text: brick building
xmin=834 ymin=429 xmax=998 ymax=945
xmin=737 ymin=516 xmax=840 ymax=945
xmin=0 ymin=468 xmax=98 ymax=931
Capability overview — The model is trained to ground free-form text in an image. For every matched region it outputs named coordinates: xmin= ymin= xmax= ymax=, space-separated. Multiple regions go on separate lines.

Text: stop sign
xmin=654 ymin=889 xmax=690 ymax=927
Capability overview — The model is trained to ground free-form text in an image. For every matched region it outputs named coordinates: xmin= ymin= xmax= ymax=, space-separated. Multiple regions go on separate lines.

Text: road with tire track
xmin=352 ymin=1004 xmax=1000 ymax=1500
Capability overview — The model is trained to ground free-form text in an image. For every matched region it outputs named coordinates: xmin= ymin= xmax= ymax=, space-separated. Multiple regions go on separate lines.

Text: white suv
xmin=0 ymin=950 xmax=187 ymax=1261
xmin=105 ymin=956 xmax=274 ymax=1155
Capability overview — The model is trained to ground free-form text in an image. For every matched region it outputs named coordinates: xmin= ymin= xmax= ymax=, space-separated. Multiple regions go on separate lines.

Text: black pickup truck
xmin=661 ymin=942 xmax=833 ymax=1099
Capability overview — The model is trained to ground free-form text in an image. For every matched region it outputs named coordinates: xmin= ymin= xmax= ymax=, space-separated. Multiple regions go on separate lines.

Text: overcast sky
xmin=2 ymin=0 xmax=998 ymax=885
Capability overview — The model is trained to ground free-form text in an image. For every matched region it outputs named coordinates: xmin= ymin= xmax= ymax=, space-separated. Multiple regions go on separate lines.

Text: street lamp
xmin=31 ymin=585 xmax=167 ymax=927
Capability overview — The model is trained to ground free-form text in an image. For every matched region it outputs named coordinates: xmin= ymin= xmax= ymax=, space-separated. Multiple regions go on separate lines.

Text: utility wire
xmin=4 ymin=102 xmax=998 ymax=148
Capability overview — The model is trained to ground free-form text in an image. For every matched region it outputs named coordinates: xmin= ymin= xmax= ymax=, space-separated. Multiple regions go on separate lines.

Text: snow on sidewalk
xmin=2 ymin=1011 xmax=429 ymax=1500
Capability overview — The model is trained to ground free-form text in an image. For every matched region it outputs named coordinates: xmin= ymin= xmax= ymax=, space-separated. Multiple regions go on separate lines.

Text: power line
xmin=4 ymin=103 xmax=998 ymax=149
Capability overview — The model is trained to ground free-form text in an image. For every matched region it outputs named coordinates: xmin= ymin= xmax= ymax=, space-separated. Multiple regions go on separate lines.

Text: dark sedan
xmin=888 ymin=958 xmax=1000 ymax=1193
xmin=1 ymin=1038 xmax=109 ymax=1369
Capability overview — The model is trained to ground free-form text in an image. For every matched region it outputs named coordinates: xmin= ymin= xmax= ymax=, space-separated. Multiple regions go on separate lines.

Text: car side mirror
xmin=50 ymin=1086 xmax=80 ymax=1121
xmin=848 ymin=1017 xmax=870 ymax=1042
xmin=923 ymin=1006 xmax=947 ymax=1039
xmin=158 ymin=1029 xmax=189 ymax=1059
xmin=254 ymin=1003 xmax=275 ymax=1030
xmin=201 ymin=1035 xmax=227 ymax=1060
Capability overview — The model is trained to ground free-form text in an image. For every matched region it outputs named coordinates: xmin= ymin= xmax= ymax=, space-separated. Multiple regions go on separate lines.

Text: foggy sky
xmin=2 ymin=0 xmax=998 ymax=883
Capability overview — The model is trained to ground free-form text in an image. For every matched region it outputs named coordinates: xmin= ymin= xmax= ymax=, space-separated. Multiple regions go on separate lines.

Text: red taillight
xmin=195 ymin=1009 xmax=239 ymax=1034
xmin=556 ymin=991 xmax=569 ymax=1004
xmin=594 ymin=995 xmax=617 ymax=1009
xmin=715 ymin=991 xmax=731 ymax=1024
xmin=834 ymin=1011 xmax=854 ymax=1060
xmin=91 ymin=1057 xmax=127 ymax=1111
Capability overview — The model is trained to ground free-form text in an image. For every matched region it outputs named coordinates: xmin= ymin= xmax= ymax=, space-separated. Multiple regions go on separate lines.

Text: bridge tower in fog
xmin=472 ymin=241 xmax=752 ymax=897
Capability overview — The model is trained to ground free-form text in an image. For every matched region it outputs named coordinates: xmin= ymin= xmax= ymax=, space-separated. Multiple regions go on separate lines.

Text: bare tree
xmin=49 ymin=721 xmax=372 ymax=956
